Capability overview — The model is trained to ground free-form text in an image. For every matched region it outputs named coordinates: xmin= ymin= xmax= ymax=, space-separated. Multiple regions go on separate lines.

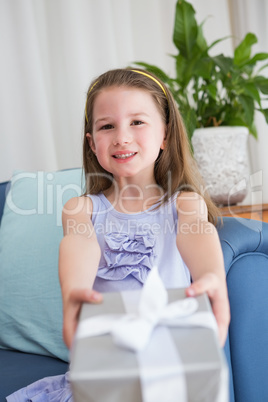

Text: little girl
xmin=7 ymin=68 xmax=230 ymax=401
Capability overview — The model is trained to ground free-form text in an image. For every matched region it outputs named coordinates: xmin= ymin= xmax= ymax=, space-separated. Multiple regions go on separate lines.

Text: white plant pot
xmin=192 ymin=126 xmax=249 ymax=206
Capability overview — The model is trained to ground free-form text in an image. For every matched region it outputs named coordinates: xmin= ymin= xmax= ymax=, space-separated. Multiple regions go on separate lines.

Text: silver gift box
xmin=70 ymin=288 xmax=228 ymax=402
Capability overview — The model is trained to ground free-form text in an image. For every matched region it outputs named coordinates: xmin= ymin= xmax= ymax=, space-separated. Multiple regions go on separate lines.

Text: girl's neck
xmin=103 ymin=181 xmax=164 ymax=214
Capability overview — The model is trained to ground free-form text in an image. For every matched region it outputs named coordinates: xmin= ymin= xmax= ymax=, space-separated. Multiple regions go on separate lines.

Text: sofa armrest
xmin=218 ymin=217 xmax=268 ymax=402
xmin=218 ymin=217 xmax=268 ymax=272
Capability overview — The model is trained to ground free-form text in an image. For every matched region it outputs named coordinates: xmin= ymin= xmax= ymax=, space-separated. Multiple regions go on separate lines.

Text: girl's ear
xmin=86 ymin=133 xmax=96 ymax=153
xmin=160 ymin=130 xmax=167 ymax=150
xmin=160 ymin=140 xmax=166 ymax=150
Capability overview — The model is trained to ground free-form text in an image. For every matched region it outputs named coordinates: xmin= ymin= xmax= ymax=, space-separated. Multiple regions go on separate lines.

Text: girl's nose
xmin=112 ymin=127 xmax=132 ymax=146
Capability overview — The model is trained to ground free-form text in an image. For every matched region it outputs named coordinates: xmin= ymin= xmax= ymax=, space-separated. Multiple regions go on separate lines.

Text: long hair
xmin=83 ymin=68 xmax=220 ymax=224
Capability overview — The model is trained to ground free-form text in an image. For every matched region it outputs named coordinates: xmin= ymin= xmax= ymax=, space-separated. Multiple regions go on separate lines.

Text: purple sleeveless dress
xmin=7 ymin=193 xmax=190 ymax=401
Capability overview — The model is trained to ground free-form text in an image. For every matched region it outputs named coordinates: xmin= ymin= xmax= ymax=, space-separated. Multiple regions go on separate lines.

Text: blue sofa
xmin=0 ymin=172 xmax=268 ymax=402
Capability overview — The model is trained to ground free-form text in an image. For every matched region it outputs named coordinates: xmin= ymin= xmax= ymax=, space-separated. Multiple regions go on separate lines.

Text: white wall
xmin=1 ymin=0 xmax=267 ymax=203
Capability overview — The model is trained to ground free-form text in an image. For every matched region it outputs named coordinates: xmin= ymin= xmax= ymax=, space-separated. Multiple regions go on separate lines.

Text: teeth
xmin=114 ymin=152 xmax=135 ymax=159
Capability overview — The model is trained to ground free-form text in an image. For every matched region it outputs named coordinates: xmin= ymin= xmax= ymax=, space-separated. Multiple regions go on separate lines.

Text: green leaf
xmin=175 ymin=45 xmax=205 ymax=87
xmin=175 ymin=54 xmax=190 ymax=86
xmin=261 ymin=108 xmax=268 ymax=124
xmin=239 ymin=63 xmax=254 ymax=76
xmin=238 ymin=95 xmax=255 ymax=126
xmin=196 ymin=21 xmax=207 ymax=52
xmin=242 ymin=83 xmax=261 ymax=105
xmin=234 ymin=33 xmax=257 ymax=66
xmin=249 ymin=122 xmax=258 ymax=138
xmin=192 ymin=57 xmax=214 ymax=79
xmin=254 ymin=76 xmax=268 ymax=94
xmin=247 ymin=52 xmax=268 ymax=66
xmin=237 ymin=52 xmax=268 ymax=75
xmin=256 ymin=62 xmax=268 ymax=74
xmin=173 ymin=0 xmax=198 ymax=59
xmin=206 ymin=83 xmax=217 ymax=100
xmin=213 ymin=55 xmax=233 ymax=74
xmin=180 ymin=106 xmax=198 ymax=140
xmin=207 ymin=36 xmax=230 ymax=52
xmin=224 ymin=115 xmax=247 ymax=126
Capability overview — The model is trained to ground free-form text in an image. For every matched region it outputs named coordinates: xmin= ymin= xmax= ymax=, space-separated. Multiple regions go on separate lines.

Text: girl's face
xmin=87 ymin=86 xmax=166 ymax=184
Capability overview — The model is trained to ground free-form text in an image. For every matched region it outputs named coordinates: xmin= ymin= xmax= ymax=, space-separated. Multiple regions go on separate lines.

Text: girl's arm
xmin=176 ymin=192 xmax=230 ymax=347
xmin=59 ymin=196 xmax=102 ymax=349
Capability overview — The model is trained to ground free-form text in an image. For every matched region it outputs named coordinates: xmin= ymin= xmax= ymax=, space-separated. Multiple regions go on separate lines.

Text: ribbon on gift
xmin=76 ymin=266 xmax=218 ymax=351
xmin=74 ymin=267 xmax=227 ymax=402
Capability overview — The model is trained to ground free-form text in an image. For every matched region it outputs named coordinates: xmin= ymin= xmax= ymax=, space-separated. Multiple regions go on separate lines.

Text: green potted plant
xmin=134 ymin=0 xmax=268 ymax=205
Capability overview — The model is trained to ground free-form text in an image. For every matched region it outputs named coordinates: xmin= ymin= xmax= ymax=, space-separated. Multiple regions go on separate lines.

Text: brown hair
xmin=83 ymin=68 xmax=220 ymax=224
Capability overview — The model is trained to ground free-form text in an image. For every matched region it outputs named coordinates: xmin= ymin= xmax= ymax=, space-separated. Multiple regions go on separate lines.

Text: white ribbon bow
xmin=76 ymin=266 xmax=218 ymax=351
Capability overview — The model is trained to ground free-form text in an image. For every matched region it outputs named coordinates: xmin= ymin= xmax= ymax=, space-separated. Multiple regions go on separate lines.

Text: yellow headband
xmin=130 ymin=69 xmax=168 ymax=98
xmin=85 ymin=69 xmax=168 ymax=124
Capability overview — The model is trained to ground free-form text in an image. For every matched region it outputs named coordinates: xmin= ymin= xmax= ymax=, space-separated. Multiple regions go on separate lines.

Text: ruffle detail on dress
xmin=97 ymin=231 xmax=156 ymax=283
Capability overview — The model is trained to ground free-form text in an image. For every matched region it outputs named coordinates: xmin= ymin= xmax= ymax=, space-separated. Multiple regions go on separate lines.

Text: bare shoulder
xmin=176 ymin=192 xmax=208 ymax=222
xmin=63 ymin=196 xmax=93 ymax=219
xmin=62 ymin=196 xmax=93 ymax=236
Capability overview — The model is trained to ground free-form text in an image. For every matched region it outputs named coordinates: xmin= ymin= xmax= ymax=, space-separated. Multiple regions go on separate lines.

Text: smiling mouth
xmin=113 ymin=152 xmax=137 ymax=159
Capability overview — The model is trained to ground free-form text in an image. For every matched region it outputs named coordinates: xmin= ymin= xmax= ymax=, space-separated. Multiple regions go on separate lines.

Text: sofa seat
xmin=0 ymin=350 xmax=68 ymax=401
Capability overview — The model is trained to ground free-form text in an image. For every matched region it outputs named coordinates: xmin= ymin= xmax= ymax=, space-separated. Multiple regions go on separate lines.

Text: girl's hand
xmin=186 ymin=273 xmax=230 ymax=347
xmin=63 ymin=288 xmax=103 ymax=349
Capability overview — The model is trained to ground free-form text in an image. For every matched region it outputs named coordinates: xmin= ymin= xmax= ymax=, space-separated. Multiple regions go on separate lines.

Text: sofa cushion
xmin=0 ymin=169 xmax=83 ymax=362
xmin=0 ymin=181 xmax=10 ymax=225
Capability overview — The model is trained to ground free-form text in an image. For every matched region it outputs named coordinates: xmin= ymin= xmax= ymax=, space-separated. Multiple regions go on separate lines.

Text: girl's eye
xmin=131 ymin=120 xmax=144 ymax=126
xmin=100 ymin=124 xmax=113 ymax=130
